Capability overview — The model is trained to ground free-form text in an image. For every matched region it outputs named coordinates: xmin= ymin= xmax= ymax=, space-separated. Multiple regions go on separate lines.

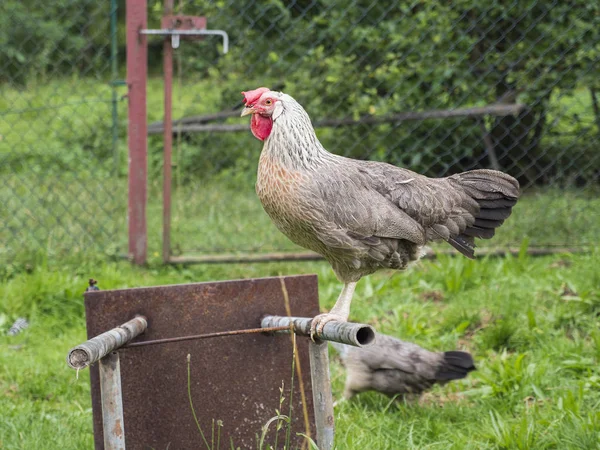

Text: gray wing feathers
xmin=311 ymin=174 xmax=427 ymax=249
xmin=306 ymin=161 xmax=519 ymax=260
xmin=359 ymin=163 xmax=519 ymax=257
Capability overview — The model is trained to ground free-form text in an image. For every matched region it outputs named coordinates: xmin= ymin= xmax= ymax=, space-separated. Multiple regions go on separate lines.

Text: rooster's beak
xmin=240 ymin=106 xmax=254 ymax=117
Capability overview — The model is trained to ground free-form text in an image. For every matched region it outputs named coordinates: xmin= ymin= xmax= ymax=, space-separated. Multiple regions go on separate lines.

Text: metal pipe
xmin=100 ymin=352 xmax=126 ymax=450
xmin=167 ymin=252 xmax=324 ymax=264
xmin=66 ymin=316 xmax=148 ymax=370
xmin=261 ymin=316 xmax=375 ymax=347
xmin=127 ymin=0 xmax=148 ymax=265
xmin=123 ymin=325 xmax=290 ymax=348
xmin=162 ymin=0 xmax=174 ymax=264
xmin=110 ymin=0 xmax=119 ymax=176
xmin=140 ymin=29 xmax=229 ymax=53
xmin=162 ymin=246 xmax=593 ymax=265
xmin=309 ymin=341 xmax=334 ymax=450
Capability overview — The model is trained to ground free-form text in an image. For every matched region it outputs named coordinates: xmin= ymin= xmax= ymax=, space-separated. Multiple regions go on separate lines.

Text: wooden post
xmin=127 ymin=0 xmax=148 ymax=265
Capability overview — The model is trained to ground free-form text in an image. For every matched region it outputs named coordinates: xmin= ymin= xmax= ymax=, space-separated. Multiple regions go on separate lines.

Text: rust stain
xmin=113 ymin=419 xmax=123 ymax=438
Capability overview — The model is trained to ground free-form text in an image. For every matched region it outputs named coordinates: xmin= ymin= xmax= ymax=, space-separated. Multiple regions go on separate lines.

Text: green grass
xmin=1 ymin=249 xmax=599 ymax=449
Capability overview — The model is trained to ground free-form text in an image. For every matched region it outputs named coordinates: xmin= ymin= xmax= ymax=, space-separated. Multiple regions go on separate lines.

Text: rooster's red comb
xmin=242 ymin=87 xmax=270 ymax=105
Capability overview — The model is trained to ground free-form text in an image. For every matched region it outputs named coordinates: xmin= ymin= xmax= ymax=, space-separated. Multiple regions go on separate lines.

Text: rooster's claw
xmin=309 ymin=313 xmax=347 ymax=341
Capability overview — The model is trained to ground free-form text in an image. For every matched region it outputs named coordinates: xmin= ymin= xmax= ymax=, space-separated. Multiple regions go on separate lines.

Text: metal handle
xmin=140 ymin=29 xmax=229 ymax=52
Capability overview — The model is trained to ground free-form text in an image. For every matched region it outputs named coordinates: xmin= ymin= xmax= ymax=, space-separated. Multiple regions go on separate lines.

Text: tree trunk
xmin=491 ymin=87 xmax=552 ymax=187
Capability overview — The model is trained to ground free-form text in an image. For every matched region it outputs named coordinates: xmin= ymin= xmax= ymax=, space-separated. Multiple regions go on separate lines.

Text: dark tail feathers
xmin=434 ymin=351 xmax=476 ymax=381
xmin=449 ymin=169 xmax=520 ymax=258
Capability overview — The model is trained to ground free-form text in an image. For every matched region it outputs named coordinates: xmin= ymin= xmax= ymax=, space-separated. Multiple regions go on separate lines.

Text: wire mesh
xmin=0 ymin=1 xmax=126 ymax=268
xmin=159 ymin=0 xmax=599 ymax=258
xmin=2 ymin=1 xmax=599 ymax=266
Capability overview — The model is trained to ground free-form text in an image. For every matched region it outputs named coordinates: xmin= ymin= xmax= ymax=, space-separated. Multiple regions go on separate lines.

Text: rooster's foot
xmin=310 ymin=313 xmax=347 ymax=341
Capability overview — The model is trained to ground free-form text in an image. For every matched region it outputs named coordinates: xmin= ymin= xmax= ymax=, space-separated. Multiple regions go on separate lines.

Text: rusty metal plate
xmin=85 ymin=275 xmax=320 ymax=450
xmin=161 ymin=15 xmax=207 ymax=40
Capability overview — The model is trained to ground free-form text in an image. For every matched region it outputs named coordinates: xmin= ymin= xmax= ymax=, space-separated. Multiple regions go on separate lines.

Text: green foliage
xmin=0 ymin=79 xmax=117 ymax=176
xmin=146 ymin=0 xmax=599 ymax=184
xmin=3 ymin=1 xmax=592 ymax=183
xmin=177 ymin=0 xmax=600 ymax=181
xmin=1 ymin=1 xmax=598 ymax=186
xmin=0 ymin=1 xmax=112 ymax=85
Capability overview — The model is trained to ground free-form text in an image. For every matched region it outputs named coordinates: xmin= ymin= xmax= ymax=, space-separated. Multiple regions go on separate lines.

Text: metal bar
xmin=146 ymin=82 xmax=285 ymax=133
xmin=150 ymin=103 xmax=525 ymax=135
xmin=164 ymin=246 xmax=594 ymax=265
xmin=167 ymin=252 xmax=324 ymax=264
xmin=67 ymin=316 xmax=148 ymax=370
xmin=148 ymin=109 xmax=240 ymax=131
xmin=99 ymin=352 xmax=126 ymax=450
xmin=162 ymin=0 xmax=174 ymax=264
xmin=261 ymin=316 xmax=375 ymax=347
xmin=140 ymin=29 xmax=229 ymax=53
xmin=314 ymin=103 xmax=526 ymax=126
xmin=110 ymin=0 xmax=119 ymax=176
xmin=140 ymin=29 xmax=209 ymax=35
xmin=127 ymin=0 xmax=148 ymax=265
xmin=123 ymin=325 xmax=290 ymax=348
xmin=309 ymin=341 xmax=334 ymax=450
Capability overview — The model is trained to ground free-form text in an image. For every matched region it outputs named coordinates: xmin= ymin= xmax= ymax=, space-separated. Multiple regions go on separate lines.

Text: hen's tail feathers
xmin=435 ymin=351 xmax=476 ymax=381
xmin=449 ymin=169 xmax=520 ymax=258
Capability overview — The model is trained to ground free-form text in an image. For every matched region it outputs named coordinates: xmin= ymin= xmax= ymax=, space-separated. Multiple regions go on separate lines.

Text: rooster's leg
xmin=310 ymin=281 xmax=357 ymax=340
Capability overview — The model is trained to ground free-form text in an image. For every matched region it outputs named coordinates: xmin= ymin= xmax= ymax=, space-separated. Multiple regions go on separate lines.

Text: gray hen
xmin=241 ymin=87 xmax=520 ymax=336
xmin=332 ymin=333 xmax=475 ymax=400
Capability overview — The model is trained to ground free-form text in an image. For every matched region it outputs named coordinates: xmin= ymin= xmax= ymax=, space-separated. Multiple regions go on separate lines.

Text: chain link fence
xmin=0 ymin=1 xmax=125 ymax=269
xmin=160 ymin=0 xmax=599 ymax=259
xmin=2 ymin=1 xmax=599 ymax=266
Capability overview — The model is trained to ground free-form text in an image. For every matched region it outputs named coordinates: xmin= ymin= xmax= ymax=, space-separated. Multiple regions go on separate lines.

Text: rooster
xmin=332 ymin=333 xmax=475 ymax=400
xmin=241 ymin=87 xmax=519 ymax=337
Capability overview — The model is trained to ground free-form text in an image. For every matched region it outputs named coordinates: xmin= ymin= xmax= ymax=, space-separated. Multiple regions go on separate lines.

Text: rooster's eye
xmin=265 ymin=99 xmax=273 ymax=105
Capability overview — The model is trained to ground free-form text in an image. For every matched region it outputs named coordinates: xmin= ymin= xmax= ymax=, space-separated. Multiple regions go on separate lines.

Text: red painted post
xmin=162 ymin=0 xmax=174 ymax=263
xmin=127 ymin=0 xmax=148 ymax=265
